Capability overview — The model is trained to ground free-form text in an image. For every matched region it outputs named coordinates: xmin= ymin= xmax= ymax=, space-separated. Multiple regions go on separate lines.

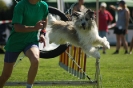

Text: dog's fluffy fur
xmin=46 ymin=9 xmax=110 ymax=59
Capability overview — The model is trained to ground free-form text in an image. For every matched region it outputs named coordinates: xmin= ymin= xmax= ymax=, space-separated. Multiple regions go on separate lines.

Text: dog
xmin=46 ymin=9 xmax=110 ymax=59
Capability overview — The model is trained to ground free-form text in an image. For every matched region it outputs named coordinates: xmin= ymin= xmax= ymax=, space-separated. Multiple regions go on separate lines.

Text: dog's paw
xmin=103 ymin=37 xmax=110 ymax=49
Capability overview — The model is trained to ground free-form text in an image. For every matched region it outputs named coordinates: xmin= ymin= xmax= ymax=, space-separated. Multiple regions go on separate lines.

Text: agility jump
xmin=5 ymin=1 xmax=103 ymax=87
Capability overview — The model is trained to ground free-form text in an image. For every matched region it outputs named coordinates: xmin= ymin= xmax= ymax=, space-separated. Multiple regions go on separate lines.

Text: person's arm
xmin=12 ymin=3 xmax=45 ymax=32
xmin=110 ymin=5 xmax=120 ymax=11
xmin=108 ymin=11 xmax=113 ymax=23
xmin=110 ymin=5 xmax=117 ymax=10
xmin=125 ymin=8 xmax=130 ymax=31
xmin=40 ymin=17 xmax=47 ymax=35
xmin=72 ymin=5 xmax=78 ymax=13
xmin=14 ymin=20 xmax=45 ymax=32
xmin=43 ymin=18 xmax=48 ymax=29
xmin=39 ymin=2 xmax=49 ymax=47
xmin=39 ymin=17 xmax=48 ymax=47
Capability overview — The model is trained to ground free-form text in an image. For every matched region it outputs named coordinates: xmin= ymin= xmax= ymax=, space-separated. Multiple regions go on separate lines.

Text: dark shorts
xmin=114 ymin=27 xmax=126 ymax=35
xmin=99 ymin=31 xmax=106 ymax=38
xmin=4 ymin=43 xmax=39 ymax=63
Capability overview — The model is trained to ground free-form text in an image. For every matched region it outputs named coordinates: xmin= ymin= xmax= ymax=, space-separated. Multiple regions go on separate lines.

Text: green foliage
xmin=0 ymin=47 xmax=133 ymax=88
xmin=0 ymin=1 xmax=9 ymax=11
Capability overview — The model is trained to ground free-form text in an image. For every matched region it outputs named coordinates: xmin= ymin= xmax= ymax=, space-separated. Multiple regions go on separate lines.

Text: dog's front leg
xmin=95 ymin=36 xmax=110 ymax=49
xmin=81 ymin=45 xmax=100 ymax=59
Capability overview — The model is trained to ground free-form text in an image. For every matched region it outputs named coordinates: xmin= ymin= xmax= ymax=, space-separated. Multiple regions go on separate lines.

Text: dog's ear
xmin=86 ymin=9 xmax=91 ymax=13
xmin=71 ymin=11 xmax=81 ymax=21
xmin=86 ymin=9 xmax=94 ymax=14
xmin=72 ymin=11 xmax=80 ymax=18
xmin=86 ymin=9 xmax=95 ymax=19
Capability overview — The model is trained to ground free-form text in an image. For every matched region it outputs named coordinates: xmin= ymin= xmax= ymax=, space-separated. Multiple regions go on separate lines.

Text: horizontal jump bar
xmin=5 ymin=81 xmax=97 ymax=86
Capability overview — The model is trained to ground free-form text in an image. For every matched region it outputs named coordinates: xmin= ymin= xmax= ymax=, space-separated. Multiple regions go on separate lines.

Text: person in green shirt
xmin=0 ymin=0 xmax=48 ymax=88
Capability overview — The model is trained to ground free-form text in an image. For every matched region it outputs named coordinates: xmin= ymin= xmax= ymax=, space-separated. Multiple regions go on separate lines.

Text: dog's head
xmin=72 ymin=9 xmax=96 ymax=30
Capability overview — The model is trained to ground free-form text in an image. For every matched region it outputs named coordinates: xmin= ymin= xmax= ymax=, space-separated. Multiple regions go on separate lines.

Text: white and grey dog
xmin=46 ymin=9 xmax=110 ymax=59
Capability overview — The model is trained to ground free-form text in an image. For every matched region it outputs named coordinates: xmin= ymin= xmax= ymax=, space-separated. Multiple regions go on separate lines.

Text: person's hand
xmin=39 ymin=34 xmax=45 ymax=47
xmin=34 ymin=21 xmax=46 ymax=30
xmin=110 ymin=5 xmax=115 ymax=9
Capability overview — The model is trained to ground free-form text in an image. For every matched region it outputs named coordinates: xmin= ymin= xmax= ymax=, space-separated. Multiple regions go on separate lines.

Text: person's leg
xmin=113 ymin=34 xmax=121 ymax=54
xmin=121 ymin=34 xmax=128 ymax=54
xmin=98 ymin=31 xmax=102 ymax=37
xmin=129 ymin=37 xmax=133 ymax=54
xmin=0 ymin=62 xmax=14 ymax=87
xmin=0 ymin=52 xmax=20 ymax=88
xmin=24 ymin=45 xmax=40 ymax=87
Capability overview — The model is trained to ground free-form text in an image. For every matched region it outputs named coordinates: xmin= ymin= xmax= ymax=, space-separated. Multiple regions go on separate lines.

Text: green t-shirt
xmin=5 ymin=0 xmax=48 ymax=52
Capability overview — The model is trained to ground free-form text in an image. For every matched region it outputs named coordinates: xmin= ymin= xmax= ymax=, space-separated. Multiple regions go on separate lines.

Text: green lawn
xmin=0 ymin=47 xmax=133 ymax=88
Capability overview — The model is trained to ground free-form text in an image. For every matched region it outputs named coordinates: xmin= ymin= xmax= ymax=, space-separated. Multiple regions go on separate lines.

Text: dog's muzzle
xmin=82 ymin=22 xmax=86 ymax=30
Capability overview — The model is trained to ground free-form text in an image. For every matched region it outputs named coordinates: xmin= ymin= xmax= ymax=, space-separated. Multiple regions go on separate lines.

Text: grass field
xmin=0 ymin=47 xmax=133 ymax=88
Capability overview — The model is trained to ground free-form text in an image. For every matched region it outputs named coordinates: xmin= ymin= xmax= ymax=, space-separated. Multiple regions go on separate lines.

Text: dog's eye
xmin=85 ymin=18 xmax=89 ymax=21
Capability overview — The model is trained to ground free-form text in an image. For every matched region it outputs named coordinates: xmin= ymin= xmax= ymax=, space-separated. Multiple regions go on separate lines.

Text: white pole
xmin=57 ymin=0 xmax=64 ymax=12
xmin=96 ymin=0 xmax=99 ymax=27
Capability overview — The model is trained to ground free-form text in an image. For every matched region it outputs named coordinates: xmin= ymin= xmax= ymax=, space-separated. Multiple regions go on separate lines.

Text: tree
xmin=0 ymin=0 xmax=13 ymax=11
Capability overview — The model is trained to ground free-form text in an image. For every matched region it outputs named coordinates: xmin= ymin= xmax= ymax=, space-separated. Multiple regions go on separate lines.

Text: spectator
xmin=129 ymin=10 xmax=133 ymax=54
xmin=98 ymin=2 xmax=113 ymax=54
xmin=65 ymin=0 xmax=87 ymax=20
xmin=0 ymin=0 xmax=48 ymax=88
xmin=72 ymin=0 xmax=87 ymax=13
xmin=110 ymin=1 xmax=130 ymax=54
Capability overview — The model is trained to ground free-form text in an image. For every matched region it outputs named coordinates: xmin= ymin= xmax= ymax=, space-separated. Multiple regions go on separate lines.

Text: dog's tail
xmin=48 ymin=14 xmax=57 ymax=24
